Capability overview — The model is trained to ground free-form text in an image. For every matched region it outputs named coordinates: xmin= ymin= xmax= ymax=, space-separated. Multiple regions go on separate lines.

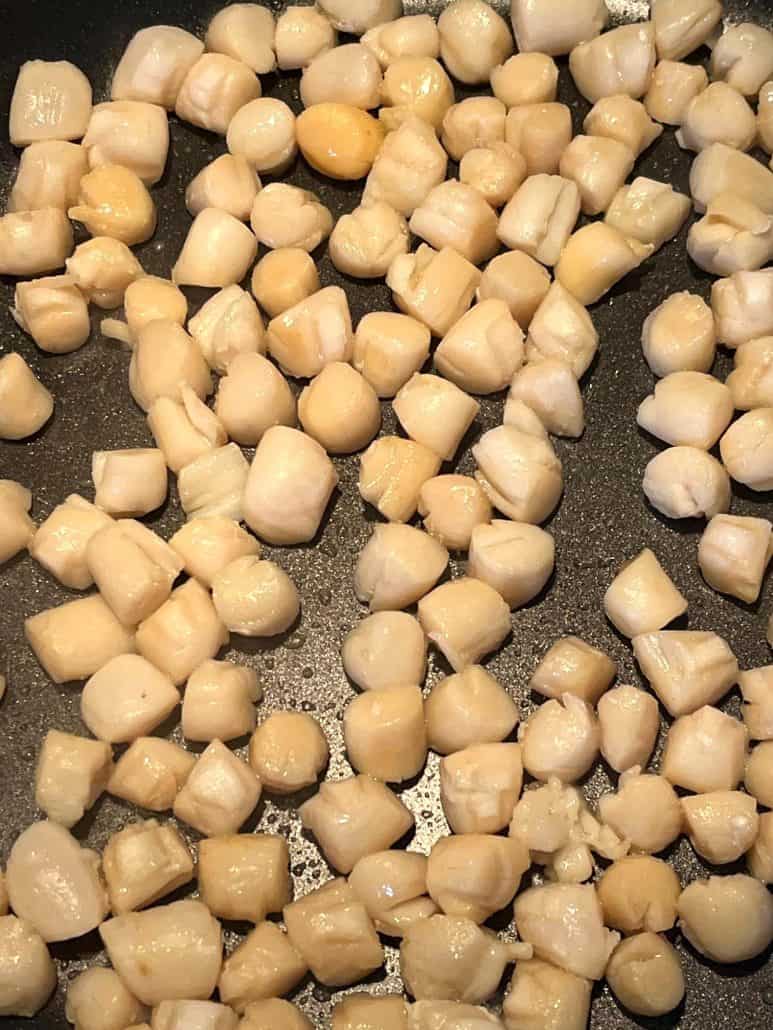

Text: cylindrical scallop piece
xmin=645 ymin=59 xmax=708 ymax=125
xmin=720 ymin=408 xmax=773 ymax=491
xmin=643 ymin=446 xmax=730 ymax=519
xmin=362 ymin=14 xmax=439 ymax=67
xmin=508 ymin=359 xmax=584 ymax=437
xmin=682 ymin=790 xmax=759 ymax=864
xmin=661 ymin=705 xmax=747 ymax=793
xmin=8 ymin=141 xmax=87 ymax=213
xmin=65 ymin=236 xmax=142 ymax=309
xmin=130 ymin=320 xmax=211 ymax=413
xmin=353 ymin=311 xmax=430 ymax=398
xmin=0 ymin=480 xmax=35 ymax=566
xmin=504 ymin=959 xmax=591 ymax=1030
xmin=472 ymin=424 xmax=563 ymax=525
xmin=519 ymin=694 xmax=600 ymax=783
xmin=175 ymin=53 xmax=261 ymax=135
xmin=727 ymin=336 xmax=773 ymax=410
xmin=652 ymin=0 xmax=721 ymax=61
xmin=354 ymin=523 xmax=448 ymax=612
xmin=606 ymin=933 xmax=684 ymax=1017
xmin=427 ymin=834 xmax=528 ymax=924
xmin=633 ymin=630 xmax=738 ymax=719
xmin=441 ymin=97 xmax=506 ymax=161
xmin=363 ymin=117 xmax=448 ymax=217
xmin=678 ymin=875 xmax=773 ymax=962
xmin=435 ymin=299 xmax=524 ymax=395
xmin=598 ymin=769 xmax=683 ymax=855
xmin=739 ymin=667 xmax=773 ymax=742
xmin=299 ymin=362 xmax=380 ymax=454
xmin=437 ymin=1 xmax=512 ymax=84
xmin=111 ymin=26 xmax=204 ymax=108
xmin=608 ymin=177 xmax=692 ymax=252
xmin=710 ymin=22 xmax=773 ymax=96
xmin=745 ymin=741 xmax=773 ymax=808
xmin=148 ymin=391 xmax=227 ymax=474
xmin=530 ymin=636 xmax=616 ymax=706
xmin=0 ymin=916 xmax=57 ymax=1018
xmin=583 ymin=95 xmax=662 ymax=156
xmin=349 ymin=851 xmax=436 ymax=939
xmin=511 ymin=0 xmax=607 ymax=56
xmin=301 ymin=44 xmax=382 ymax=110
xmin=83 ymin=100 xmax=169 ymax=184
xmin=678 ymin=83 xmax=757 ymax=154
xmin=469 ymin=520 xmax=554 ymax=609
xmin=691 ymin=145 xmax=773 ymax=217
xmin=504 ymin=102 xmax=572 ymax=176
xmin=556 ymin=222 xmax=653 ymax=306
xmin=569 ymin=23 xmax=656 ymax=103
xmin=186 ymin=154 xmax=260 ymax=221
xmin=497 ymin=174 xmax=580 ymax=267
xmin=9 ymin=60 xmax=92 ymax=145
xmin=188 ymin=284 xmax=265 ymax=373
xmin=12 ymin=275 xmax=89 ymax=354
xmin=212 ymin=556 xmax=299 ymax=637
xmin=525 ymin=281 xmax=598 ymax=378
xmin=358 ymin=436 xmax=441 ymax=523
xmin=637 ymin=371 xmax=733 ymax=450
xmin=409 ymin=179 xmax=499 ymax=266
xmin=379 ymin=57 xmax=453 ymax=131
xmin=698 ymin=514 xmax=773 ymax=603
xmin=387 ymin=245 xmax=481 ymax=338
xmin=92 ymin=448 xmax=168 ymax=518
xmin=597 ymin=685 xmax=660 ymax=773
xmin=328 ymin=201 xmax=409 ymax=278
xmin=418 ymin=577 xmax=511 ymax=672
xmin=559 ymin=135 xmax=635 ymax=216
xmin=641 ymin=291 xmax=716 ymax=377
xmin=297 ymin=103 xmax=384 ymax=181
xmin=598 ymin=854 xmax=680 ymax=933
xmin=69 ymin=164 xmax=155 ymax=246
xmin=459 ymin=142 xmax=526 ymax=208
xmin=425 ymin=665 xmax=518 ymax=755
xmin=393 ymin=373 xmax=479 ymax=462
xmin=182 ymin=659 xmax=260 ymax=742
xmin=0 ymin=353 xmax=53 ymax=440
xmin=0 ymin=208 xmax=73 ymax=277
xmin=227 ymin=98 xmax=297 ymax=175
xmin=491 ymin=52 xmax=558 ymax=106
xmin=342 ymin=611 xmax=427 ymax=692
xmin=275 ymin=6 xmax=336 ymax=71
xmin=206 ymin=3 xmax=276 ymax=73
xmin=418 ymin=475 xmax=492 ymax=551
xmin=249 ymin=711 xmax=328 ymax=794
xmin=172 ymin=208 xmax=257 ymax=288
xmin=344 ymin=685 xmax=427 ymax=782
xmin=603 ymin=548 xmax=687 ymax=638
xmin=243 ymin=426 xmax=338 ymax=545
xmin=251 ymin=248 xmax=319 ymax=318
xmin=265 ymin=285 xmax=351 ymax=377
xmin=441 ymin=743 xmax=523 ymax=834
xmin=215 ymin=353 xmax=295 ymax=447
xmin=173 ymin=740 xmax=261 ymax=837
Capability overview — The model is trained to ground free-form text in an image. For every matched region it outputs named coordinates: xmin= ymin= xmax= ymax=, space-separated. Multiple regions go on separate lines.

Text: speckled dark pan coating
xmin=1 ymin=1 xmax=772 ymax=1026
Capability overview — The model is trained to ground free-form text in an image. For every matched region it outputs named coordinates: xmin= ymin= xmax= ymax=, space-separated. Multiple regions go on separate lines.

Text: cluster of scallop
xmin=2 ymin=1 xmax=773 ymax=1029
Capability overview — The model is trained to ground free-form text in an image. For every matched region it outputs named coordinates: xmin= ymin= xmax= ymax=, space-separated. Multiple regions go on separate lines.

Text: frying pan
xmin=1 ymin=1 xmax=772 ymax=1026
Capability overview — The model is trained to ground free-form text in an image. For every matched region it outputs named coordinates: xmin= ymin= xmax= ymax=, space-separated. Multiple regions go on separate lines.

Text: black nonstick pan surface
xmin=1 ymin=1 xmax=772 ymax=1026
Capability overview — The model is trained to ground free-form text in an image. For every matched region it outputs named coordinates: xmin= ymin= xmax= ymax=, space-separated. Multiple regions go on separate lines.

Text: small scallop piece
xmin=363 ymin=117 xmax=448 ymax=217
xmin=641 ymin=291 xmax=716 ymax=377
xmin=388 ymin=245 xmax=481 ymax=338
xmin=154 ymin=1001 xmax=238 ymax=1030
xmin=241 ymin=1000 xmax=312 ymax=1030
xmin=249 ymin=711 xmax=328 ymax=794
xmin=198 ymin=833 xmax=290 ymax=924
xmin=509 ymin=359 xmax=584 ymax=437
xmin=559 ymin=135 xmax=635 ymax=217
xmin=333 ymin=994 xmax=409 ymax=1029
xmin=419 ymin=475 xmax=492 ymax=551
xmin=218 ymin=921 xmax=306 ymax=1013
xmin=435 ymin=299 xmax=524 ymax=395
xmin=569 ymin=23 xmax=656 ymax=103
xmin=459 ymin=142 xmax=526 ymax=209
xmin=491 ymin=53 xmax=558 ymax=107
xmin=318 ymin=0 xmax=401 ymax=35
xmin=186 ymin=154 xmax=260 ymax=221
xmin=301 ymin=44 xmax=382 ymax=110
xmin=92 ymin=448 xmax=167 ymax=517
xmin=441 ymin=742 xmax=523 ymax=834
xmin=275 ymin=6 xmax=336 ymax=70
xmin=243 ymin=426 xmax=339 ymax=545
xmin=728 ymin=336 xmax=773 ymax=410
xmin=643 ymin=446 xmax=730 ymax=519
xmin=344 ymin=684 xmax=427 ymax=782
xmin=437 ymin=1 xmax=513 ymax=85
xmin=401 ymin=914 xmax=523 ymax=1004
xmin=171 ymin=517 xmax=261 ymax=591
xmin=379 ymin=57 xmax=454 ymax=132
xmin=0 ymin=480 xmax=35 ymax=564
xmin=212 ymin=556 xmax=299 ymax=637
xmin=606 ymin=933 xmax=684 ymax=1018
xmin=297 ymin=104 xmax=385 ymax=181
xmin=172 ymin=208 xmax=257 ymax=288
xmin=174 ymin=53 xmax=260 ymax=135
xmin=604 ymin=548 xmax=687 ymax=639
xmin=130 ymin=320 xmax=212 ymax=413
xmin=519 ymin=694 xmax=600 ymax=784
xmin=497 ymin=174 xmax=580 ymax=267
xmin=472 ymin=424 xmax=563 ymax=525
xmin=354 ymin=311 xmax=430 ymax=398
xmin=503 ymin=958 xmax=591 ymax=1030
xmin=740 ymin=666 xmax=773 ymax=741
xmin=359 ymin=436 xmax=441 ymax=524
xmin=645 ymin=59 xmax=708 ymax=124
xmin=410 ymin=1001 xmax=502 ymax=1028
xmin=189 ymin=284 xmax=265 ymax=373
xmin=83 ymin=100 xmax=169 ymax=185
xmin=425 ymin=665 xmax=518 ymax=755
xmin=441 ymin=96 xmax=508 ymax=162
xmin=556 ymin=223 xmax=653 ymax=307
xmin=8 ymin=140 xmax=87 ymax=212
xmin=82 ymin=654 xmax=180 ymax=744
xmin=720 ymin=407 xmax=773 ymax=491
xmin=148 ymin=390 xmax=227 ymax=475
xmin=633 ymin=630 xmax=738 ymax=717
xmin=66 ymin=236 xmax=143 ymax=309
xmin=469 ymin=520 xmax=555 ymax=610
xmin=363 ymin=15 xmax=439 ymax=68
xmin=530 ymin=636 xmax=615 ymax=706
xmin=173 ymin=739 xmax=261 ymax=837
xmin=678 ymin=874 xmax=773 ymax=962
xmin=12 ymin=275 xmax=90 ymax=354
xmin=504 ymin=102 xmax=572 ymax=177
xmin=598 ymin=854 xmax=681 ymax=933
xmin=25 ymin=594 xmax=136 ymax=685
xmin=598 ymin=768 xmax=684 ymax=855
xmin=419 ymin=578 xmax=511 ymax=673
xmin=215 ymin=353 xmax=295 ymax=447
xmin=111 ymin=26 xmax=204 ymax=108
xmin=597 ymin=685 xmax=660 ymax=773
xmin=749 ymin=811 xmax=773 ymax=882
xmin=0 ymin=916 xmax=56 ymax=1018
xmin=605 ymin=177 xmax=691 ymax=250
xmin=637 ymin=371 xmax=733 ymax=449
xmin=227 ymin=98 xmax=297 ymax=175
xmin=662 ymin=705 xmax=748 ymax=793
xmin=515 ymin=883 xmax=619 ymax=980
xmin=759 ymin=81 xmax=773 ymax=153
xmin=652 ymin=0 xmax=722 ymax=60
xmin=108 ymin=737 xmax=195 ymax=813
xmin=65 ymin=967 xmax=148 ymax=1030
xmin=328 ymin=201 xmax=409 ymax=279
xmin=182 ymin=659 xmax=260 ymax=742
xmin=699 ymin=514 xmax=773 ymax=603
xmin=691 ymin=144 xmax=773 ymax=217
xmin=69 ymin=164 xmax=156 ymax=246
xmin=427 ymin=834 xmax=528 ymax=925
xmin=178 ymin=443 xmax=250 ymax=522
xmin=299 ymin=362 xmax=381 ymax=454
xmin=526 ymin=282 xmax=598 ymax=378
xmin=583 ymin=95 xmax=662 ymax=157
xmin=682 ymin=790 xmax=759 ymax=864
xmin=342 ymin=611 xmax=427 ymax=691
xmin=711 ymin=22 xmax=773 ymax=97
xmin=265 ymin=285 xmax=351 ymax=377
xmin=393 ymin=373 xmax=479 ymax=462
xmin=409 ymin=179 xmax=499 ymax=266
xmin=34 ymin=729 xmax=112 ymax=828
xmin=103 ymin=819 xmax=194 ymax=914
xmin=354 ymin=523 xmax=448 ymax=612
xmin=7 ymin=820 xmax=108 ymax=942
xmin=300 ymin=776 xmax=414 ymax=874
xmin=100 ymin=900 xmax=222 ymax=1007
xmin=136 ymin=578 xmax=228 ymax=686
xmin=251 ymin=248 xmax=319 ymax=319
xmin=0 ymin=208 xmax=73 ymax=277
xmin=680 ymin=83 xmax=758 ymax=155
xmin=745 ymin=741 xmax=773 ymax=807
xmin=511 ymin=0 xmax=607 ymax=56
xmin=284 ymin=878 xmax=384 ymax=988
xmin=9 ymin=60 xmax=92 ymax=145
xmin=206 ymin=4 xmax=276 ymax=74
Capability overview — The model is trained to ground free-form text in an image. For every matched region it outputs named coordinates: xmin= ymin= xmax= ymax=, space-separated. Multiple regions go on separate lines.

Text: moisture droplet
xmin=302 ymin=667 xmax=314 ymax=679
